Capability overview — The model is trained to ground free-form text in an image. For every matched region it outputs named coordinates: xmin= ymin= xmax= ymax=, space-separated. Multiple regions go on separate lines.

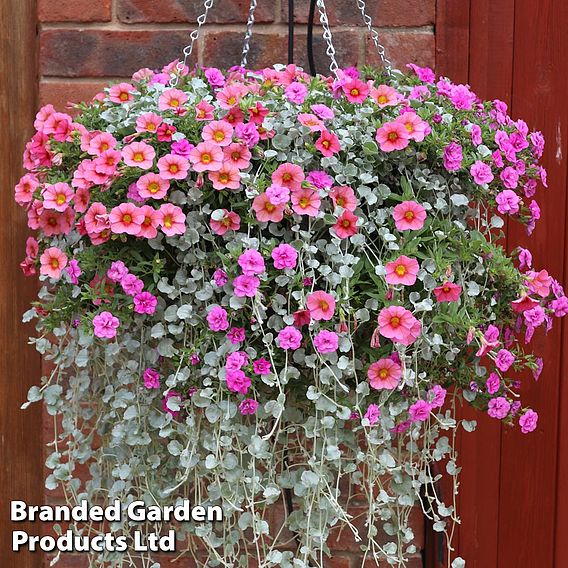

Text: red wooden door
xmin=436 ymin=1 xmax=568 ymax=566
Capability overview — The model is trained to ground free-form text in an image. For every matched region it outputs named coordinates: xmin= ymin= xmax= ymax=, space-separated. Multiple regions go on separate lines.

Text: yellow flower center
xmin=395 ymin=264 xmax=407 ymax=276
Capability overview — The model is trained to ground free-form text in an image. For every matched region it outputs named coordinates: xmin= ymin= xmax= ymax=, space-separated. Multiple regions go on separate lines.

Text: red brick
xmin=203 ymin=30 xmax=361 ymax=71
xmin=285 ymin=0 xmax=435 ymax=27
xmin=117 ymin=0 xmax=275 ymax=24
xmin=362 ymin=554 xmax=423 ymax=567
xmin=38 ymin=0 xmax=112 ymax=22
xmin=40 ymin=81 xmax=108 ymax=112
xmin=40 ymin=30 xmax=197 ymax=78
xmin=366 ymin=31 xmax=435 ymax=70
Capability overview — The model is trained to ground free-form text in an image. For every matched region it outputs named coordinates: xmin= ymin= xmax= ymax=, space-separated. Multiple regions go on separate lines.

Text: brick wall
xmin=38 ymin=1 xmax=434 ymax=566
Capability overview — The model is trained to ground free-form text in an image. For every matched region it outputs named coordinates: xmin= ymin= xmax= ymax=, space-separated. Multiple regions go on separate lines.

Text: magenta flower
xmin=65 ymin=259 xmax=82 ymax=285
xmin=495 ymin=349 xmax=515 ymax=372
xmin=133 ymin=291 xmax=158 ymax=315
xmin=443 ymin=142 xmax=463 ymax=171
xmin=227 ymin=327 xmax=246 ymax=344
xmin=500 ymin=166 xmax=520 ymax=189
xmin=233 ymin=275 xmax=260 ymax=297
xmin=253 ymin=358 xmax=272 ymax=375
xmin=409 ymin=400 xmax=431 ymax=422
xmin=238 ymin=249 xmax=265 ymax=275
xmin=433 ymin=282 xmax=462 ymax=303
xmin=207 ymin=305 xmax=229 ymax=332
xmin=285 ymin=82 xmax=308 ymax=104
xmin=428 ymin=385 xmax=447 ymax=408
xmin=239 ymin=398 xmax=259 ymax=415
xmin=93 ymin=311 xmax=120 ymax=339
xmin=271 ymin=243 xmax=298 ymax=270
xmin=470 ymin=160 xmax=494 ymax=185
xmin=364 ymin=404 xmax=381 ymax=425
xmin=519 ymin=409 xmax=538 ymax=433
xmin=226 ymin=351 xmax=248 ymax=372
xmin=486 ymin=372 xmax=501 ymax=394
xmin=213 ymin=269 xmax=229 ymax=287
xmin=226 ymin=369 xmax=251 ymax=394
xmin=121 ymin=274 xmax=144 ymax=296
xmin=488 ymin=397 xmax=511 ymax=420
xmin=277 ymin=326 xmax=303 ymax=350
xmin=265 ymin=184 xmax=290 ymax=205
xmin=495 ymin=190 xmax=521 ymax=215
xmin=162 ymin=390 xmax=182 ymax=419
xmin=313 ymin=330 xmax=339 ymax=354
xmin=143 ymin=368 xmax=160 ymax=389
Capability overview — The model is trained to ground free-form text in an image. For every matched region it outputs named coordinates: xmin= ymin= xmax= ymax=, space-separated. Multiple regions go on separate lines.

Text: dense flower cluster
xmin=17 ymin=59 xmax=562 ymax=567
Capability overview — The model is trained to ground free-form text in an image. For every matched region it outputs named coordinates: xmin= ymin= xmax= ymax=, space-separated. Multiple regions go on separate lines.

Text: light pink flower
xmin=266 ymin=185 xmax=290 ymax=206
xmin=85 ymin=202 xmax=109 ymax=234
xmin=392 ymin=201 xmax=427 ymax=231
xmin=252 ymin=193 xmax=285 ymax=223
xmin=136 ymin=205 xmax=159 ymax=239
xmin=157 ymin=154 xmax=189 ymax=180
xmin=285 ymin=81 xmax=308 ymax=104
xmin=370 ymin=84 xmax=399 ymax=107
xmin=378 ymin=305 xmax=421 ymax=346
xmin=208 ymin=163 xmax=241 ymax=190
xmin=376 ymin=122 xmax=410 ymax=152
xmin=298 ymin=113 xmax=324 ymax=132
xmin=14 ymin=174 xmax=39 ymax=205
xmin=310 ymin=103 xmax=335 ymax=120
xmin=210 ymin=209 xmax=240 ymax=235
xmin=233 ymin=275 xmax=260 ymax=297
xmin=93 ymin=311 xmax=120 ymax=339
xmin=136 ymin=173 xmax=169 ymax=199
xmin=306 ymin=290 xmax=336 ymax=321
xmin=42 ymin=182 xmax=74 ymax=212
xmin=385 ymin=255 xmax=419 ymax=286
xmin=39 ymin=247 xmax=68 ymax=279
xmin=526 ymin=269 xmax=552 ymax=298
xmin=65 ymin=259 xmax=81 ymax=284
xmin=330 ymin=186 xmax=357 ymax=211
xmin=202 ymin=120 xmax=234 ymax=147
xmin=271 ymin=243 xmax=298 ymax=270
xmin=433 ymin=281 xmax=462 ymax=303
xmin=238 ymin=249 xmax=265 ymax=275
xmin=333 ymin=211 xmax=359 ymax=239
xmin=158 ymin=88 xmax=188 ymax=112
xmin=223 ymin=143 xmax=251 ymax=169
xmin=195 ymin=100 xmax=215 ymax=121
xmin=316 ymin=130 xmax=341 ymax=157
xmin=122 ymin=141 xmax=155 ymax=169
xmin=395 ymin=112 xmax=428 ymax=142
xmin=189 ymin=141 xmax=224 ymax=172
xmin=109 ymin=203 xmax=144 ymax=235
xmin=133 ymin=291 xmax=158 ymax=314
xmin=291 ymin=188 xmax=321 ymax=216
xmin=313 ymin=330 xmax=339 ymax=353
xmin=87 ymin=132 xmax=117 ymax=156
xmin=272 ymin=163 xmax=305 ymax=191
xmin=157 ymin=203 xmax=186 ymax=236
xmin=277 ymin=326 xmax=303 ymax=350
xmin=207 ymin=305 xmax=229 ymax=331
xmin=108 ymin=83 xmax=136 ymax=104
xmin=368 ymin=357 xmax=402 ymax=389
xmin=135 ymin=112 xmax=162 ymax=133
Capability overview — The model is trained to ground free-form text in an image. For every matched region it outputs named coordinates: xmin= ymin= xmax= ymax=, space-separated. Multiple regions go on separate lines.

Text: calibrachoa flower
xmin=189 ymin=141 xmax=224 ymax=172
xmin=409 ymin=400 xmax=431 ymax=422
xmin=143 ymin=368 xmax=160 ymax=389
xmin=42 ymin=183 xmax=74 ymax=212
xmin=443 ymin=141 xmax=463 ymax=171
xmin=291 ymin=188 xmax=321 ymax=216
xmin=377 ymin=305 xmax=421 ymax=346
xmin=488 ymin=397 xmax=511 ymax=420
xmin=158 ymin=88 xmax=188 ymax=112
xmin=157 ymin=203 xmax=186 ymax=236
xmin=210 ymin=209 xmax=240 ymax=235
xmin=364 ymin=404 xmax=381 ymax=425
xmin=157 ymin=154 xmax=190 ymax=180
xmin=376 ymin=121 xmax=410 ymax=152
xmin=252 ymin=192 xmax=285 ymax=223
xmin=122 ymin=141 xmax=155 ymax=169
xmin=368 ymin=358 xmax=402 ymax=389
xmin=271 ymin=243 xmax=298 ymax=269
xmin=133 ymin=292 xmax=158 ymax=315
xmin=333 ymin=211 xmax=359 ymax=239
xmin=226 ymin=370 xmax=251 ymax=394
xmin=92 ymin=311 xmax=120 ymax=339
xmin=40 ymin=247 xmax=68 ymax=279
xmin=330 ymin=185 xmax=357 ymax=211
xmin=238 ymin=250 xmax=265 ymax=275
xmin=277 ymin=326 xmax=303 ymax=350
xmin=209 ymin=163 xmax=241 ymax=190
xmin=233 ymin=275 xmax=260 ymax=297
xmin=239 ymin=398 xmax=259 ymax=415
xmin=519 ymin=409 xmax=538 ymax=433
xmin=272 ymin=163 xmax=304 ymax=191
xmin=306 ymin=291 xmax=336 ymax=321
xmin=202 ymin=120 xmax=234 ymax=146
xmin=433 ymin=281 xmax=462 ymax=303
xmin=315 ymin=130 xmax=341 ymax=157
xmin=253 ymin=358 xmax=271 ymax=375
xmin=207 ymin=305 xmax=229 ymax=331
xmin=392 ymin=201 xmax=427 ymax=231
xmin=313 ymin=330 xmax=339 ymax=353
xmin=495 ymin=349 xmax=515 ymax=372
xmin=109 ymin=203 xmax=144 ymax=235
xmin=385 ymin=255 xmax=419 ymax=286
xmin=136 ymin=173 xmax=169 ymax=200
xmin=496 ymin=190 xmax=521 ymax=215
xmin=227 ymin=327 xmax=246 ymax=344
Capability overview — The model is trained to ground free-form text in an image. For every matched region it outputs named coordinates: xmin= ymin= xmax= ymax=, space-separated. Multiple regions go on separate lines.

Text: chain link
xmin=240 ymin=0 xmax=258 ymax=68
xmin=315 ymin=0 xmax=339 ymax=76
xmin=170 ymin=0 xmax=215 ymax=87
xmin=356 ymin=0 xmax=393 ymax=76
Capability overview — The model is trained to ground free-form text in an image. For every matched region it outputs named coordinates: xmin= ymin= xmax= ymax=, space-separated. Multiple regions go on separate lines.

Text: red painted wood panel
xmin=436 ymin=0 xmax=568 ymax=566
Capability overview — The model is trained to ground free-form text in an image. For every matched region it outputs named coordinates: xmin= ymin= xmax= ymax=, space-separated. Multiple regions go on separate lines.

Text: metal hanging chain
xmin=170 ymin=0 xmax=215 ymax=87
xmin=315 ymin=0 xmax=339 ymax=76
xmin=240 ymin=0 xmax=258 ymax=68
xmin=356 ymin=0 xmax=393 ymax=76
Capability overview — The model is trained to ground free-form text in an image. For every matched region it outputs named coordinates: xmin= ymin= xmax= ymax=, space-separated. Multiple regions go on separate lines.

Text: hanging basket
xmin=16 ymin=2 xmax=560 ymax=567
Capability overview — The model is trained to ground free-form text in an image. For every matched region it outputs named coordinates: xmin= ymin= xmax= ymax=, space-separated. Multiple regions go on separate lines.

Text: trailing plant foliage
xmin=16 ymin=61 xmax=563 ymax=567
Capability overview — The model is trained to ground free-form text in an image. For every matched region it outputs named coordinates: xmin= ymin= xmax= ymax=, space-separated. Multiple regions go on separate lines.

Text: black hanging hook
xmin=307 ymin=0 xmax=317 ymax=75
xmin=288 ymin=0 xmax=295 ymax=65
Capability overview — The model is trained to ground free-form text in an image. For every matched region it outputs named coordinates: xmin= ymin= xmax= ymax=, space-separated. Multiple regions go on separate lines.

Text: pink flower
xmin=238 ymin=250 xmax=265 ymax=275
xmin=370 ymin=84 xmax=400 ymax=107
xmin=253 ymin=358 xmax=272 ymax=375
xmin=143 ymin=368 xmax=160 ymax=389
xmin=107 ymin=261 xmax=129 ymax=282
xmin=395 ymin=112 xmax=428 ymax=142
xmin=156 ymin=123 xmax=177 ymax=142
xmin=121 ymin=274 xmax=144 ymax=296
xmin=500 ymin=166 xmax=519 ymax=189
xmin=239 ymin=398 xmax=259 ymax=415
xmin=433 ymin=281 xmax=462 ymax=303
xmin=14 ymin=174 xmax=39 ymax=205
xmin=293 ymin=309 xmax=311 ymax=328
xmin=224 ymin=143 xmax=251 ymax=170
xmin=233 ymin=275 xmax=260 ymax=297
xmin=310 ymin=103 xmax=335 ymax=120
xmin=202 ymin=120 xmax=234 ymax=147
xmin=526 ymin=269 xmax=552 ymax=298
xmin=316 ymin=130 xmax=341 ymax=157
xmin=519 ymin=409 xmax=538 ymax=433
xmin=470 ymin=160 xmax=494 ymax=185
xmin=511 ymin=293 xmax=540 ymax=313
xmin=157 ymin=203 xmax=186 ymax=236
xmin=306 ymin=170 xmax=333 ymax=189
xmin=93 ymin=149 xmax=121 ymax=175
xmin=133 ymin=291 xmax=158 ymax=315
xmin=333 ymin=211 xmax=359 ymax=239
xmin=409 ymin=400 xmax=431 ymax=422
xmin=368 ymin=358 xmax=402 ymax=389
xmin=171 ymin=139 xmax=193 ymax=158
xmin=86 ymin=132 xmax=117 ymax=156
xmin=266 ymin=185 xmax=290 ymax=205
xmin=330 ymin=186 xmax=357 ymax=211
xmin=385 ymin=255 xmax=419 ymax=286
xmin=313 ymin=330 xmax=339 ymax=353
xmin=364 ymin=404 xmax=381 ymax=425
xmin=189 ymin=141 xmax=224 ymax=172
xmin=272 ymin=163 xmax=305 ymax=191
xmin=443 ymin=142 xmax=463 ymax=171
xmin=248 ymin=101 xmax=269 ymax=124
xmin=291 ymin=188 xmax=321 ymax=216
xmin=298 ymin=113 xmax=324 ymax=132
xmin=342 ymin=78 xmax=369 ymax=103
xmin=42 ymin=182 xmax=74 ymax=212
xmin=495 ymin=190 xmax=520 ymax=215
xmin=252 ymin=193 xmax=285 ymax=223
xmin=138 ymin=205 xmax=160 ymax=239
xmin=109 ymin=203 xmax=144 ymax=235
xmin=108 ymin=83 xmax=136 ymax=104
xmin=158 ymin=88 xmax=188 ymax=112
xmin=93 ymin=311 xmax=120 ymax=339
xmin=277 ymin=326 xmax=303 ymax=350
xmin=488 ymin=397 xmax=511 ymax=419
xmin=65 ymin=259 xmax=81 ymax=284
xmin=162 ymin=390 xmax=182 ymax=419
xmin=392 ymin=201 xmax=427 ymax=231
xmin=209 ymin=163 xmax=241 ymax=190
xmin=285 ymin=81 xmax=308 ymax=104
xmin=226 ymin=370 xmax=251 ymax=394
xmin=235 ymin=122 xmax=260 ymax=148
xmin=227 ymin=327 xmax=246 ymax=344
xmin=195 ymin=100 xmax=215 ymax=121
xmin=226 ymin=351 xmax=248 ymax=371
xmin=135 ymin=112 xmax=162 ymax=133
xmin=486 ymin=372 xmax=501 ymax=394
xmin=122 ymin=141 xmax=155 ymax=169
xmin=25 ymin=237 xmax=39 ymax=259
xmin=40 ymin=247 xmax=68 ymax=279
xmin=271 ymin=243 xmax=298 ymax=270
xmin=407 ymin=63 xmax=435 ymax=83
xmin=495 ymin=349 xmax=515 ymax=372
xmin=377 ymin=305 xmax=421 ymax=346
xmin=306 ymin=290 xmax=336 ymax=321
xmin=376 ymin=122 xmax=410 ymax=152
xmin=428 ymin=385 xmax=447 ymax=408
xmin=136 ymin=173 xmax=169 ymax=199
xmin=157 ymin=154 xmax=189 ymax=180
xmin=207 ymin=305 xmax=229 ymax=331
xmin=210 ymin=209 xmax=240 ymax=235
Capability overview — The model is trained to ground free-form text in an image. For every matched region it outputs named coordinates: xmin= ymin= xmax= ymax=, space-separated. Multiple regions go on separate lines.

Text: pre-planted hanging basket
xmin=17 ymin=1 xmax=561 ymax=567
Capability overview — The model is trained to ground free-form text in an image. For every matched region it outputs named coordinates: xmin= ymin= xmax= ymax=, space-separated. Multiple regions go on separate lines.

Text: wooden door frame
xmin=0 ymin=1 xmax=44 ymax=566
